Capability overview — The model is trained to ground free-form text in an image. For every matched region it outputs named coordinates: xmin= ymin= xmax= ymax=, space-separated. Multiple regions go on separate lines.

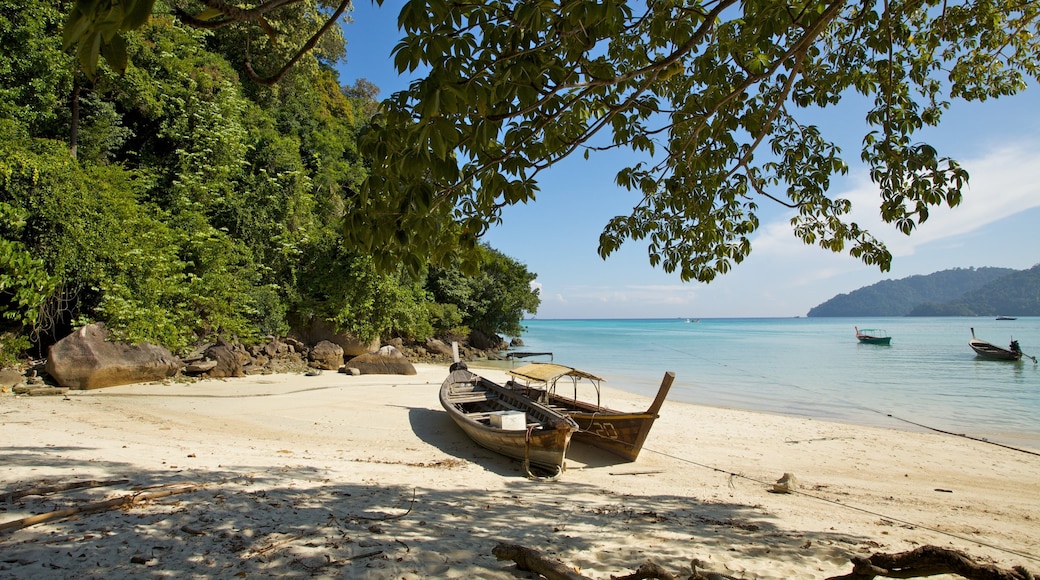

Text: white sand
xmin=1 ymin=363 xmax=1037 ymax=579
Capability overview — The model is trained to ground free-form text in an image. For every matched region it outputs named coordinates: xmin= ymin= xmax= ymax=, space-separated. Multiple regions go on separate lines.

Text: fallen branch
xmin=0 ymin=479 xmax=130 ymax=503
xmin=493 ymin=542 xmax=593 ymax=580
xmin=491 ymin=543 xmax=1033 ymax=580
xmin=825 ymin=546 xmax=1035 ymax=580
xmin=0 ymin=484 xmax=199 ymax=534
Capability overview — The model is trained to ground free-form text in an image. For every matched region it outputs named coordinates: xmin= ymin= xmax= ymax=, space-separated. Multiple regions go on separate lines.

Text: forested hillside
xmin=909 ymin=264 xmax=1040 ymax=316
xmin=0 ymin=1 xmax=538 ymax=363
xmin=806 ymin=267 xmax=1020 ymax=317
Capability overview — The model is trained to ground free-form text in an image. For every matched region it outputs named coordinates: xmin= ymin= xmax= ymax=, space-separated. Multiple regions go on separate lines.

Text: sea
xmin=506 ymin=317 xmax=1040 ymax=450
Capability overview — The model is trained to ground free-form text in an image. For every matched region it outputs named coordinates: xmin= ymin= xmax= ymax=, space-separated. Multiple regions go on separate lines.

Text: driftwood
xmin=0 ymin=484 xmax=199 ymax=534
xmin=0 ymin=479 xmax=130 ymax=503
xmin=825 ymin=546 xmax=1036 ymax=580
xmin=493 ymin=543 xmax=593 ymax=580
xmin=492 ymin=543 xmax=1033 ymax=580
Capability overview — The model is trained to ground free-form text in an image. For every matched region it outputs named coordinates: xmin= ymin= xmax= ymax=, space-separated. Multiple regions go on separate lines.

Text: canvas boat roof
xmin=508 ymin=363 xmax=605 ymax=384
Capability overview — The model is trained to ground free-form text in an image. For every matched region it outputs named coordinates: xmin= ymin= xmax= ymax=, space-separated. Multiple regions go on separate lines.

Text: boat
xmin=505 ymin=363 xmax=674 ymax=462
xmin=996 ymin=315 xmax=1017 ymax=321
xmin=855 ymin=326 xmax=892 ymax=345
xmin=440 ymin=363 xmax=578 ymax=477
xmin=968 ymin=327 xmax=1036 ymax=362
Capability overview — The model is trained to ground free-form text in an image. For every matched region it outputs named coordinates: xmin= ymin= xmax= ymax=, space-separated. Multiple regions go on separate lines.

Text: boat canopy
xmin=508 ymin=363 xmax=605 ymax=384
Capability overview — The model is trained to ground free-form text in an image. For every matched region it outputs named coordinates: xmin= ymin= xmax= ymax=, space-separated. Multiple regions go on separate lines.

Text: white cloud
xmin=753 ymin=139 xmax=1040 ymax=262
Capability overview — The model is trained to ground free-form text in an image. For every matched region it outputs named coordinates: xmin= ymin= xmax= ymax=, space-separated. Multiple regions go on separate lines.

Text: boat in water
xmin=505 ymin=363 xmax=674 ymax=462
xmin=439 ymin=363 xmax=578 ymax=477
xmin=969 ymin=328 xmax=1036 ymax=362
xmin=855 ymin=327 xmax=892 ymax=345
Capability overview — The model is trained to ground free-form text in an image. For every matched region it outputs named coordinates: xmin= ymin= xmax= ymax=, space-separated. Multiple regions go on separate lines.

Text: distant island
xmin=807 ymin=264 xmax=1040 ymax=317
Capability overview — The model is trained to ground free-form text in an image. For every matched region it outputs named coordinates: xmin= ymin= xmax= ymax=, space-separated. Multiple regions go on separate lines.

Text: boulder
xmin=45 ymin=323 xmax=182 ymax=389
xmin=288 ymin=317 xmax=380 ymax=356
xmin=347 ymin=346 xmax=417 ymax=375
xmin=0 ymin=369 xmax=25 ymax=390
xmin=309 ymin=340 xmax=344 ymax=370
xmin=468 ymin=329 xmax=506 ymax=351
xmin=424 ymin=338 xmax=454 ymax=357
xmin=203 ymin=340 xmax=245 ymax=378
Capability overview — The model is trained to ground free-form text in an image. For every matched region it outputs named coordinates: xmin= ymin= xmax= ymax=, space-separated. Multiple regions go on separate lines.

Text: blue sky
xmin=335 ymin=1 xmax=1040 ymax=319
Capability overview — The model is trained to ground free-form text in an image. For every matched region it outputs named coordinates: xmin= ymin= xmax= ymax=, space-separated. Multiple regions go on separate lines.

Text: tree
xmin=352 ymin=0 xmax=1039 ymax=281
xmin=61 ymin=1 xmax=1039 ymax=280
xmin=426 ymin=245 xmax=541 ymax=337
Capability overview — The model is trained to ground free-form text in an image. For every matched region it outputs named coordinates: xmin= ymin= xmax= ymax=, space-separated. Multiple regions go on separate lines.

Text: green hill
xmin=806 ymin=266 xmax=1027 ymax=317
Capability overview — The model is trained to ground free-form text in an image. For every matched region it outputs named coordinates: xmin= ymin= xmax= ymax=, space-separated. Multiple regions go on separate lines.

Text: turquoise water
xmin=510 ymin=317 xmax=1040 ymax=449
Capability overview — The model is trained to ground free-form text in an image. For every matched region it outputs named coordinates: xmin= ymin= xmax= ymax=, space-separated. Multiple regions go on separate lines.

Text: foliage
xmin=807 ymin=266 xmax=1021 ymax=317
xmin=909 ymin=263 xmax=1040 ymax=316
xmin=0 ymin=0 xmax=75 ymax=138
xmin=2 ymin=1 xmax=541 ymax=360
xmin=426 ymin=245 xmax=540 ymax=337
xmin=344 ymin=0 xmax=1039 ymax=281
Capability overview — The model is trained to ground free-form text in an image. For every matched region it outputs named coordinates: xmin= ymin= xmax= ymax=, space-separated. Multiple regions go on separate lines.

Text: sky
xmin=334 ymin=1 xmax=1040 ymax=319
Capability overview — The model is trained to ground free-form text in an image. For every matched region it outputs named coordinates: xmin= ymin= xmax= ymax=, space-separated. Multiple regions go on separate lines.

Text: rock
xmin=771 ymin=472 xmax=797 ymax=494
xmin=203 ymin=340 xmax=244 ymax=378
xmin=184 ymin=360 xmax=218 ymax=374
xmin=309 ymin=340 xmax=344 ymax=370
xmin=468 ymin=329 xmax=506 ymax=350
xmin=44 ymin=323 xmax=183 ymax=389
xmin=424 ymin=338 xmax=454 ymax=357
xmin=341 ymin=367 xmax=361 ymax=376
xmin=510 ymin=337 xmax=525 ymax=347
xmin=347 ymin=346 xmax=417 ymax=375
xmin=0 ymin=369 xmax=24 ymax=390
xmin=288 ymin=317 xmax=380 ymax=356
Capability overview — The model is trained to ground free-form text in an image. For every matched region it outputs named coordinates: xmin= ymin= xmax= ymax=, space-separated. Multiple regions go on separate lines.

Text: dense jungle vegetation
xmin=0 ymin=0 xmax=540 ymax=363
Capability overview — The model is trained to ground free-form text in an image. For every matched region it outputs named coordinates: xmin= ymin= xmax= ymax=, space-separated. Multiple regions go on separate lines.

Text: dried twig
xmin=0 ymin=479 xmax=130 ymax=503
xmin=0 ymin=484 xmax=199 ymax=534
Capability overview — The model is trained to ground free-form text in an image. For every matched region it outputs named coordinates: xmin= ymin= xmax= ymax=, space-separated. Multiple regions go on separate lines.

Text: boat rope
xmin=641 ymin=445 xmax=1040 ymax=565
xmin=652 ymin=341 xmax=1040 ymax=459
xmin=522 ymin=425 xmax=562 ymax=481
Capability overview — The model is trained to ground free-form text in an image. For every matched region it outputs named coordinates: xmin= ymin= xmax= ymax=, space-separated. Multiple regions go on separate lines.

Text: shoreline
xmin=2 ymin=363 xmax=1038 ymax=578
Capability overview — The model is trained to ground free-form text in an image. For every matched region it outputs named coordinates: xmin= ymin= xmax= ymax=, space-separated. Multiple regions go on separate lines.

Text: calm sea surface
xmin=508 ymin=317 xmax=1040 ymax=449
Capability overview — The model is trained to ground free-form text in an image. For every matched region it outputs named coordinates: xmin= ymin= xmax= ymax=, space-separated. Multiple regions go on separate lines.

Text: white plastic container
xmin=489 ymin=410 xmax=527 ymax=430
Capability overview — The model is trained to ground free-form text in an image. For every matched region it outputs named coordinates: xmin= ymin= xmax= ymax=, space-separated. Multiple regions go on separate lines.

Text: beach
xmin=1 ymin=363 xmax=1037 ymax=579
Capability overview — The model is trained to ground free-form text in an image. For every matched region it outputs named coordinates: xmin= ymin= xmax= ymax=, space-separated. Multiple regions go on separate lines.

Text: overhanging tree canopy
xmin=65 ymin=0 xmax=1040 ymax=281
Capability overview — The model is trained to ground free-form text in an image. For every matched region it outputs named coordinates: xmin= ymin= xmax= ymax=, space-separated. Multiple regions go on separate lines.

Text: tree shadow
xmin=0 ymin=442 xmax=872 ymax=579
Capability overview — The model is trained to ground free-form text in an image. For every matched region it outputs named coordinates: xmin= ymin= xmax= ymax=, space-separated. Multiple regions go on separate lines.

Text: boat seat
xmin=450 ymin=393 xmax=493 ymax=403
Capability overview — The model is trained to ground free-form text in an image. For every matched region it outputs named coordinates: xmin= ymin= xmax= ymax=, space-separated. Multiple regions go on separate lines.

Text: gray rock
xmin=309 ymin=340 xmax=344 ymax=370
xmin=347 ymin=347 xmax=416 ymax=375
xmin=44 ymin=323 xmax=182 ymax=389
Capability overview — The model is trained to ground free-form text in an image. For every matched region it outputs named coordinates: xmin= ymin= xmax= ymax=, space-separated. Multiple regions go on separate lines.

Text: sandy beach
xmin=1 ymin=363 xmax=1037 ymax=579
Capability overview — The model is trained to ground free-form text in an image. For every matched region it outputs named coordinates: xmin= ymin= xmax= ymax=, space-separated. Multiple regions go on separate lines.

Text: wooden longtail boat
xmin=440 ymin=363 xmax=578 ymax=477
xmin=506 ymin=363 xmax=674 ymax=462
xmin=855 ymin=326 xmax=892 ymax=345
xmin=969 ymin=327 xmax=1036 ymax=362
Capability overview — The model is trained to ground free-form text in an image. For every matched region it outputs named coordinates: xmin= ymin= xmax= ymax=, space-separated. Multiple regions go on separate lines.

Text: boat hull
xmin=440 ymin=368 xmax=577 ymax=474
xmin=969 ymin=339 xmax=1022 ymax=361
xmin=508 ymin=367 xmax=675 ymax=462
xmin=857 ymin=336 xmax=892 ymax=345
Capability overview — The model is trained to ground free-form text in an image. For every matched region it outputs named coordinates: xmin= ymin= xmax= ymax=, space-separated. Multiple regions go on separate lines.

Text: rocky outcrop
xmin=44 ymin=323 xmax=182 ymax=389
xmin=309 ymin=340 xmax=344 ymax=370
xmin=288 ymin=317 xmax=380 ymax=356
xmin=345 ymin=346 xmax=417 ymax=375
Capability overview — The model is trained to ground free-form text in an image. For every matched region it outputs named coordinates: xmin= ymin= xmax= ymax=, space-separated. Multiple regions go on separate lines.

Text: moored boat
xmin=505 ymin=363 xmax=674 ymax=462
xmin=440 ymin=363 xmax=578 ymax=477
xmin=968 ymin=327 xmax=1036 ymax=362
xmin=855 ymin=326 xmax=892 ymax=345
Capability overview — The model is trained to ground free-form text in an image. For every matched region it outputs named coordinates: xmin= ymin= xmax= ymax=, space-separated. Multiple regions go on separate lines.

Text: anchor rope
xmin=641 ymin=444 xmax=1040 ymax=565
